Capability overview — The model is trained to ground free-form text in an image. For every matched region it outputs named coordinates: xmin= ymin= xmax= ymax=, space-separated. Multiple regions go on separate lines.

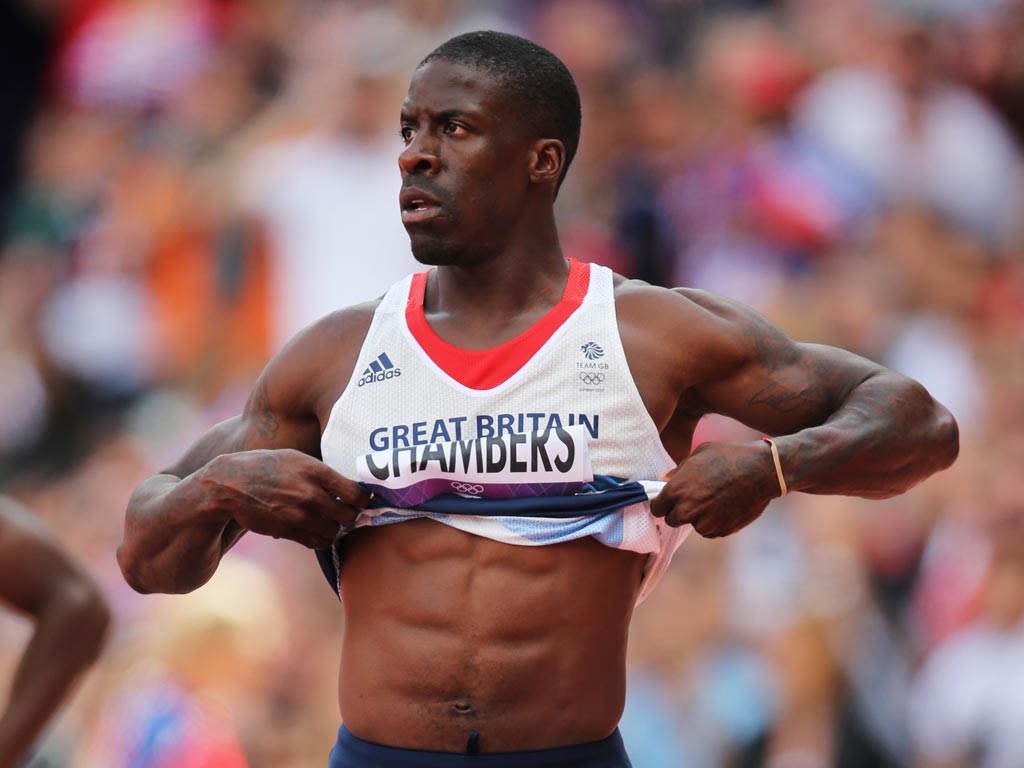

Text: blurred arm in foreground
xmin=0 ymin=496 xmax=110 ymax=766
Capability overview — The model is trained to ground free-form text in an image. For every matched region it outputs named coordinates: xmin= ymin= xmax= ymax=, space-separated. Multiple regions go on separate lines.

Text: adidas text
xmin=358 ymin=369 xmax=401 ymax=386
xmin=358 ymin=353 xmax=401 ymax=387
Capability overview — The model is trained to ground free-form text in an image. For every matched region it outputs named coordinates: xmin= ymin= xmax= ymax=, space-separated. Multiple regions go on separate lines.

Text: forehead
xmin=402 ymin=59 xmax=509 ymax=116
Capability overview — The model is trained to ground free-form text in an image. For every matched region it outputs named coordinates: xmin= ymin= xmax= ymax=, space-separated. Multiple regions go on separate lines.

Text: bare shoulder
xmin=611 ymin=275 xmax=752 ymax=372
xmin=672 ymin=285 xmax=764 ymax=322
xmin=258 ymin=299 xmax=382 ymax=421
xmin=612 ymin=274 xmax=745 ymax=327
xmin=153 ymin=299 xmax=385 ymax=475
xmin=275 ymin=299 xmax=381 ymax=360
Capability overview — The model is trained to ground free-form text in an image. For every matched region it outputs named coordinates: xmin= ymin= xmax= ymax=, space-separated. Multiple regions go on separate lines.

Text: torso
xmin=311 ymin=265 xmax=699 ymax=751
xmin=337 ymin=519 xmax=646 ymax=750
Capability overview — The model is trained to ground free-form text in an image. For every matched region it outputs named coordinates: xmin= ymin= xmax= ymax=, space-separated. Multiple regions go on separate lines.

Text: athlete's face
xmin=398 ymin=61 xmax=538 ymax=266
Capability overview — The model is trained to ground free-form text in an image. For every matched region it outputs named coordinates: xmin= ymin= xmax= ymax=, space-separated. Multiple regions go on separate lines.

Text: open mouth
xmin=401 ymin=193 xmax=443 ymax=224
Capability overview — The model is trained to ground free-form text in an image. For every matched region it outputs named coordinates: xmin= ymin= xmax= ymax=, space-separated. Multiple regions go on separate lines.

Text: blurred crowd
xmin=0 ymin=0 xmax=1022 ymax=766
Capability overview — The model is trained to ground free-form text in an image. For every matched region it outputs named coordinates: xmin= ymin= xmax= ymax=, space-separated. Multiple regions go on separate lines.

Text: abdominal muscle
xmin=336 ymin=518 xmax=647 ymax=753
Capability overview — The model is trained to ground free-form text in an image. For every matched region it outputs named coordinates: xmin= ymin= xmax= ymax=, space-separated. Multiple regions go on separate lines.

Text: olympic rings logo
xmin=579 ymin=372 xmax=606 ymax=385
xmin=451 ymin=482 xmax=485 ymax=495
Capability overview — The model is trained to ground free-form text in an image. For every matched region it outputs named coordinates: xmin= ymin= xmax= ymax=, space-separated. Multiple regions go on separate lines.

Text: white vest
xmin=320 ymin=260 xmax=690 ymax=602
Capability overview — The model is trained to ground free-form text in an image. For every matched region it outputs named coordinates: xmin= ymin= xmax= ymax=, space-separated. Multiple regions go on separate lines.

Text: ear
xmin=528 ymin=139 xmax=565 ymax=189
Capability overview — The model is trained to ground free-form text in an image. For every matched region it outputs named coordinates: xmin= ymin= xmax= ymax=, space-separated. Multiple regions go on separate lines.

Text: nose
xmin=398 ymin=133 xmax=440 ymax=177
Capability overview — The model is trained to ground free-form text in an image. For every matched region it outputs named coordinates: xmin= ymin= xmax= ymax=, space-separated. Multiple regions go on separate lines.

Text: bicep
xmin=700 ymin=342 xmax=880 ymax=434
xmin=679 ymin=290 xmax=881 ymax=434
xmin=161 ymin=368 xmax=322 ymax=479
xmin=156 ymin=303 xmax=371 ymax=480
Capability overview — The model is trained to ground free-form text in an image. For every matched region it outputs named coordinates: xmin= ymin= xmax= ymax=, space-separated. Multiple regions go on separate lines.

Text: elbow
xmin=933 ymin=406 xmax=960 ymax=471
xmin=903 ymin=378 xmax=959 ymax=473
xmin=116 ymin=540 xmax=154 ymax=595
xmin=116 ymin=540 xmax=213 ymax=595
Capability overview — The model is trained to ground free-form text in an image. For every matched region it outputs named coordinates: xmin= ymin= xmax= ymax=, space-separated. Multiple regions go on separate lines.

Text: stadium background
xmin=1 ymin=0 xmax=1022 ymax=766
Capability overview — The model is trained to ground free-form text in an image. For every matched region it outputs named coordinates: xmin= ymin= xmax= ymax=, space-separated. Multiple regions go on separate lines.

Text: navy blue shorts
xmin=328 ymin=725 xmax=632 ymax=767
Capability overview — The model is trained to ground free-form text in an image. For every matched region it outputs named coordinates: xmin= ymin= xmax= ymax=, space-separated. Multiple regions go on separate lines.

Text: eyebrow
xmin=400 ymin=107 xmax=484 ymax=123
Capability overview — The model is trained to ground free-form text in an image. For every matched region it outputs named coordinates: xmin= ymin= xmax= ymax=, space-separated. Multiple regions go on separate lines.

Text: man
xmin=0 ymin=496 xmax=110 ymax=765
xmin=118 ymin=32 xmax=958 ymax=767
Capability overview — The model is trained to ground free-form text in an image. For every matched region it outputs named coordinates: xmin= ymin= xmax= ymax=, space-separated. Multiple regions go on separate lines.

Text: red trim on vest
xmin=405 ymin=259 xmax=590 ymax=390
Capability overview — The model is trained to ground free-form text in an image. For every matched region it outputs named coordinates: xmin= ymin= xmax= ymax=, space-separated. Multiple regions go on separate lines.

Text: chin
xmin=409 ymin=234 xmax=463 ymax=266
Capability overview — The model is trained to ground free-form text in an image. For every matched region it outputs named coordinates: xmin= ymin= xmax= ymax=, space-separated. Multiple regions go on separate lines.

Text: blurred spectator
xmin=622 ymin=538 xmax=774 ymax=768
xmin=794 ymin=10 xmax=1024 ymax=249
xmin=732 ymin=614 xmax=901 ymax=768
xmin=238 ymin=5 xmax=436 ymax=349
xmin=84 ymin=558 xmax=287 ymax=768
xmin=908 ymin=474 xmax=1024 ymax=768
xmin=0 ymin=1 xmax=57 ymax=227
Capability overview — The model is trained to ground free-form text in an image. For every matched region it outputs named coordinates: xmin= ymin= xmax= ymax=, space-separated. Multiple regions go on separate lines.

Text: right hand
xmin=201 ymin=449 xmax=372 ymax=549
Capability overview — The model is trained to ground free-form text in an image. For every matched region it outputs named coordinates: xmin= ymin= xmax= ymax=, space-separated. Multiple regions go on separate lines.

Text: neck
xmin=428 ymin=208 xmax=567 ymax=318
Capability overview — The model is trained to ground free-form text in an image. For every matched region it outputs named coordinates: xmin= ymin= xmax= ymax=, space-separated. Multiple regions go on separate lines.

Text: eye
xmin=443 ymin=121 xmax=468 ymax=137
xmin=399 ymin=125 xmax=415 ymax=144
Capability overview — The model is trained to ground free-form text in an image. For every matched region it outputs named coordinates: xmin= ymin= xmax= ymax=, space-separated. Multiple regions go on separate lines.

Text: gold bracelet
xmin=761 ymin=436 xmax=788 ymax=497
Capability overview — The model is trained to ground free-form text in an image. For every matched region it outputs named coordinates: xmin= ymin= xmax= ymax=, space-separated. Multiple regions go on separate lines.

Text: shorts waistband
xmin=328 ymin=724 xmax=631 ymax=767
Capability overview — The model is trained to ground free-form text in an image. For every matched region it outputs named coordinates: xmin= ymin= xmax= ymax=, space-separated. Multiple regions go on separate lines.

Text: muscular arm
xmin=641 ymin=287 xmax=958 ymax=535
xmin=118 ymin=307 xmax=374 ymax=594
xmin=681 ymin=288 xmax=959 ymax=496
xmin=0 ymin=497 xmax=110 ymax=766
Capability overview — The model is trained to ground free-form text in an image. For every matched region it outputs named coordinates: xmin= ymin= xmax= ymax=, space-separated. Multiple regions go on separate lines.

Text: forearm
xmin=118 ymin=467 xmax=242 ymax=594
xmin=775 ymin=371 xmax=959 ymax=498
xmin=0 ymin=584 xmax=109 ymax=765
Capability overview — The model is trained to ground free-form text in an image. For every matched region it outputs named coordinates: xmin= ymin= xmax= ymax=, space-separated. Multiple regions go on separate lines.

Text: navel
xmin=448 ymin=698 xmax=477 ymax=717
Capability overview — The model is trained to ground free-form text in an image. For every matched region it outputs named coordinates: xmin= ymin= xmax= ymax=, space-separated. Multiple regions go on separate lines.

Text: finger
xmin=695 ymin=515 xmax=738 ymax=539
xmin=649 ymin=486 xmax=677 ymax=518
xmin=695 ymin=521 xmax=722 ymax=538
xmin=649 ymin=494 xmax=668 ymax=518
xmin=314 ymin=464 xmax=373 ymax=508
xmin=652 ymin=493 xmax=691 ymax=524
xmin=707 ymin=524 xmax=739 ymax=539
xmin=254 ymin=501 xmax=341 ymax=547
xmin=287 ymin=512 xmax=341 ymax=548
xmin=668 ymin=511 xmax=699 ymax=529
xmin=307 ymin=494 xmax=360 ymax=526
xmin=288 ymin=528 xmax=337 ymax=550
xmin=334 ymin=503 xmax=362 ymax=525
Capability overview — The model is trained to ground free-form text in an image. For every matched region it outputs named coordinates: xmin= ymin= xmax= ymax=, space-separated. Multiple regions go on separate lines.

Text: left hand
xmin=650 ymin=440 xmax=781 ymax=537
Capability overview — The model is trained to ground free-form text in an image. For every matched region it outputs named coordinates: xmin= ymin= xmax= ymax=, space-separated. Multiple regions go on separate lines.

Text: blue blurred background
xmin=0 ymin=1 xmax=1022 ymax=766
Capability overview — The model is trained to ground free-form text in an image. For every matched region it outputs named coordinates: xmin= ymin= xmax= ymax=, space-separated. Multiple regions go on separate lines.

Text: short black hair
xmin=419 ymin=31 xmax=582 ymax=190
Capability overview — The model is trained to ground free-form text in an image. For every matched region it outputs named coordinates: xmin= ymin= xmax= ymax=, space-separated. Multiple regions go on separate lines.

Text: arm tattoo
xmin=749 ymin=378 xmax=830 ymax=416
xmin=745 ymin=333 xmax=840 ymax=423
xmin=742 ymin=316 xmax=801 ymax=369
xmin=253 ymin=378 xmax=279 ymax=440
